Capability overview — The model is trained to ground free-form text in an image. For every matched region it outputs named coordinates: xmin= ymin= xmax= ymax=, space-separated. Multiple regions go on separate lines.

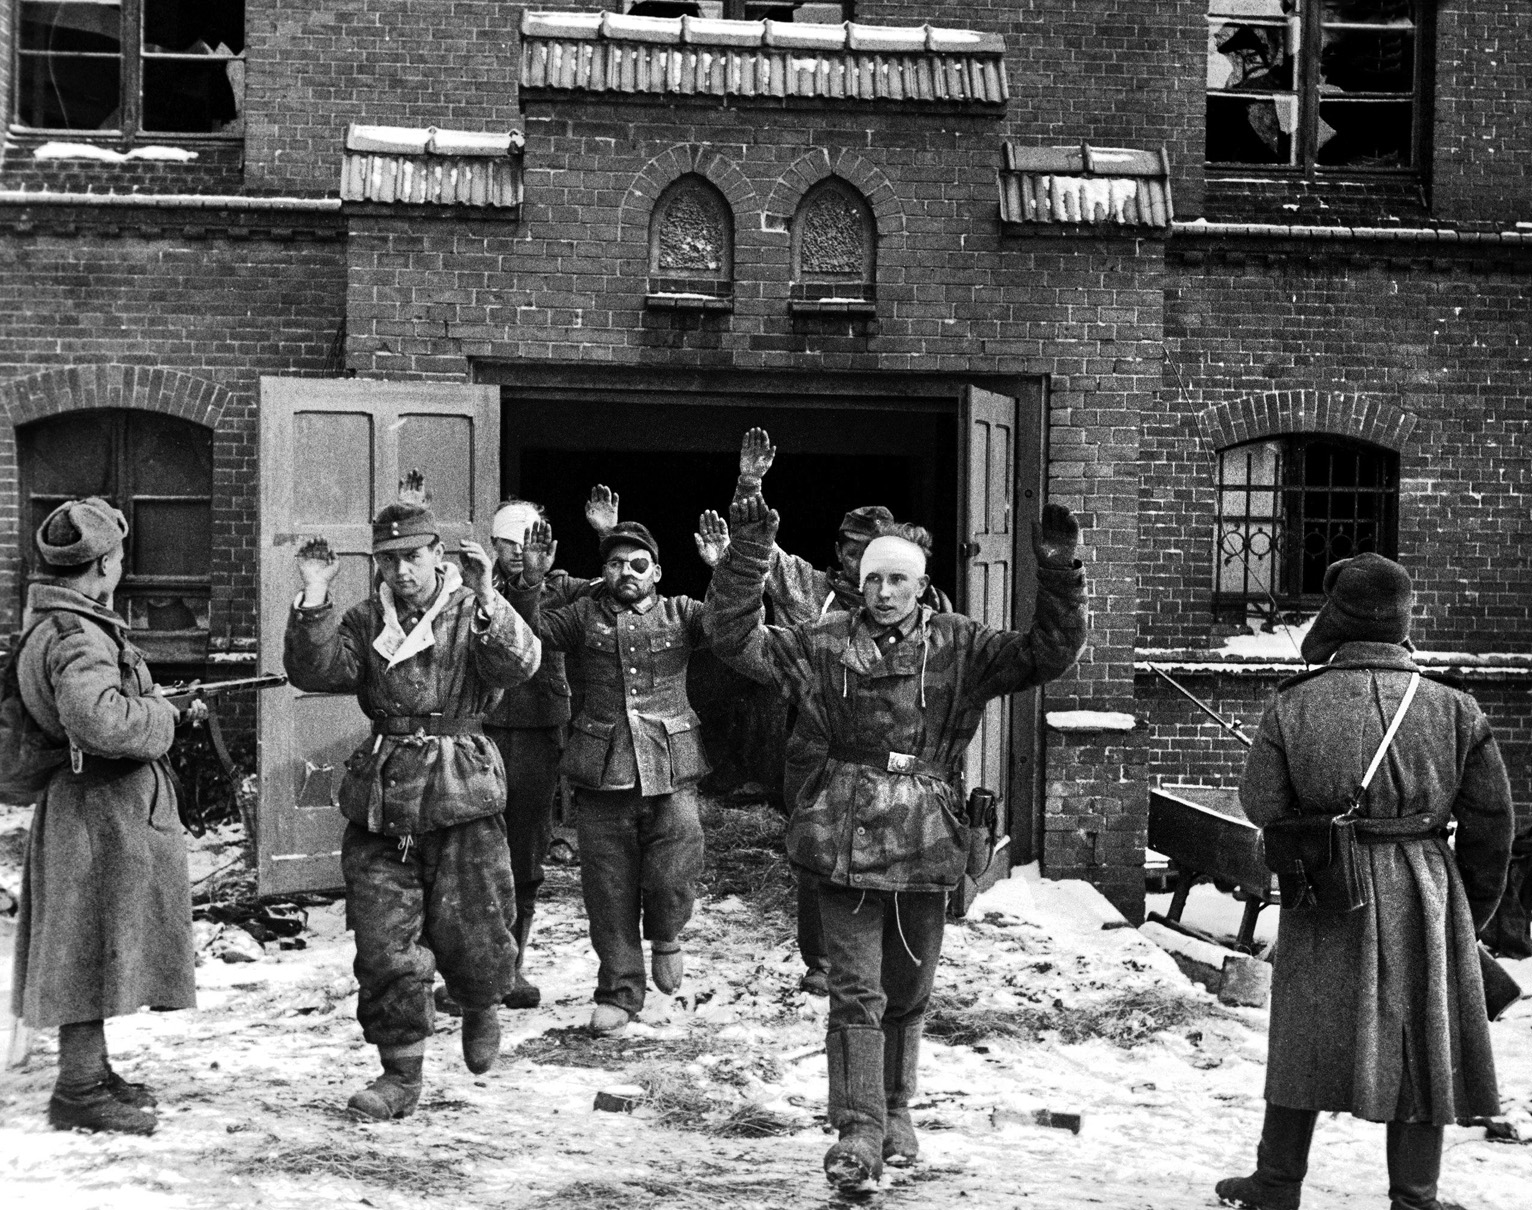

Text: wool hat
xmin=371 ymin=502 xmax=440 ymax=553
xmin=599 ymin=521 xmax=659 ymax=563
xmin=35 ymin=497 xmax=128 ymax=567
xmin=837 ymin=506 xmax=895 ymax=544
xmin=1300 ymin=552 xmax=1414 ymax=665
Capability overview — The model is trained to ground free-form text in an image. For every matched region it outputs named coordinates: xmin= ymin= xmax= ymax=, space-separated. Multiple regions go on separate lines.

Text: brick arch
xmin=762 ymin=149 xmax=904 ymax=249
xmin=618 ymin=145 xmax=759 ymax=246
xmin=1195 ymin=389 xmax=1418 ymax=453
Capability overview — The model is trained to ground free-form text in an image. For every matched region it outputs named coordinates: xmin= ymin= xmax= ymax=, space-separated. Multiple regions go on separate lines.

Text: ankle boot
xmin=503 ymin=903 xmax=541 ymax=1009
xmin=347 ymin=1043 xmax=424 ymax=1120
xmin=824 ymin=1026 xmax=886 ymax=1191
xmin=461 ymin=1007 xmax=501 ymax=1074
xmin=49 ymin=1082 xmax=157 ymax=1135
xmin=1215 ymin=1103 xmax=1318 ymax=1210
xmin=883 ymin=1019 xmax=922 ymax=1166
xmin=1386 ymin=1121 xmax=1445 ymax=1210
xmin=651 ymin=941 xmax=684 ymax=995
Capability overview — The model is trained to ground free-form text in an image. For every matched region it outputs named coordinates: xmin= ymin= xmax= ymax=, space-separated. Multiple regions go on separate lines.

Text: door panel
xmin=257 ymin=377 xmax=500 ymax=896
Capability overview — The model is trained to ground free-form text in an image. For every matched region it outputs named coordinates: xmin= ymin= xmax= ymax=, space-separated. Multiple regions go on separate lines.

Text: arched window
xmin=648 ymin=174 xmax=733 ymax=301
xmin=791 ymin=177 xmax=875 ymax=302
xmin=19 ymin=409 xmax=213 ymax=663
xmin=1214 ymin=434 xmax=1398 ymax=624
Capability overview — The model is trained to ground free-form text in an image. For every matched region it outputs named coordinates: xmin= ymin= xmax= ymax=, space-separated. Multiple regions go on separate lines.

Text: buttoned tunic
xmin=507 ymin=586 xmax=709 ymax=796
xmin=485 ymin=568 xmax=595 ymax=730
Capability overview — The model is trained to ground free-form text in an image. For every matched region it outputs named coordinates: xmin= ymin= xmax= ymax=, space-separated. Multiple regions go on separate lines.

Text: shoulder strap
xmin=1357 ymin=671 xmax=1421 ymax=795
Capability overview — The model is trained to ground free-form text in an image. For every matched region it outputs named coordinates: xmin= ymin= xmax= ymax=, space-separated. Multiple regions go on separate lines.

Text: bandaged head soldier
xmin=282 ymin=479 xmax=541 ymax=1120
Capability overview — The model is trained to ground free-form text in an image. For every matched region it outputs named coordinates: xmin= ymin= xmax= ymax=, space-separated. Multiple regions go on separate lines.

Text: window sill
xmin=645 ymin=293 xmax=734 ymax=312
xmin=789 ymin=298 xmax=877 ymax=317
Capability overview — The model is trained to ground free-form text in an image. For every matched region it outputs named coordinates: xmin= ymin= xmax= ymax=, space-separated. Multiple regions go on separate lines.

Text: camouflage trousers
xmin=341 ymin=816 xmax=517 ymax=1047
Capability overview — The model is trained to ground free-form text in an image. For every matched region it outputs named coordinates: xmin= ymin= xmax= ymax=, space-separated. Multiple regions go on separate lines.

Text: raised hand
xmin=694 ymin=509 xmax=731 ymax=568
xmin=521 ymin=519 xmax=557 ymax=586
xmin=458 ymin=539 xmax=496 ymax=603
xmin=296 ymin=536 xmax=341 ymax=606
xmin=398 ymin=468 xmax=429 ymax=506
xmin=1032 ymin=503 xmax=1081 ymax=569
xmin=728 ymin=493 xmax=780 ymax=547
xmin=737 ymin=427 xmax=776 ymax=486
xmin=585 ymin=484 xmax=619 ymax=536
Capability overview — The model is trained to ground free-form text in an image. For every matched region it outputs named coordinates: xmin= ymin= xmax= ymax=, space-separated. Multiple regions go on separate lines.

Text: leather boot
xmin=347 ymin=1043 xmax=424 ymax=1120
xmin=1386 ymin=1121 xmax=1445 ymax=1210
xmin=49 ymin=1083 xmax=157 ymax=1135
xmin=823 ymin=1026 xmax=886 ymax=1191
xmin=1215 ymin=1103 xmax=1318 ymax=1210
xmin=461 ymin=1007 xmax=501 ymax=1074
xmin=503 ymin=903 xmax=541 ymax=1010
xmin=883 ymin=1018 xmax=922 ymax=1166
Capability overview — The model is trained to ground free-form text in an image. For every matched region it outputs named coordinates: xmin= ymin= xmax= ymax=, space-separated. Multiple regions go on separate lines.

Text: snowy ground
xmin=1 ymin=802 xmax=1530 ymax=1210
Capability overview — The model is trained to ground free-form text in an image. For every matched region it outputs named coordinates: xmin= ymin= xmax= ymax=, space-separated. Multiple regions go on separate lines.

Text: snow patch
xmin=1046 ymin=709 xmax=1136 ymax=732
xmin=1215 ymin=617 xmax=1314 ymax=659
xmin=32 ymin=142 xmax=199 ymax=162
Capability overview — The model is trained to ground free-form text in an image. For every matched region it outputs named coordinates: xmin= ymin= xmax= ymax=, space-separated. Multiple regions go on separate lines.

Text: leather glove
xmin=1032 ymin=502 xmax=1080 ymax=569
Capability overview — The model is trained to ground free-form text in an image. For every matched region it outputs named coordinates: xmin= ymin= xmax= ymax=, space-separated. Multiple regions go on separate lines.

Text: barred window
xmin=1214 ymin=435 xmax=1398 ymax=622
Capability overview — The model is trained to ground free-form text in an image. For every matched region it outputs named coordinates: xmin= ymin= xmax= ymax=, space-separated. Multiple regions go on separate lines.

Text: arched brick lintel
xmin=618 ymin=144 xmax=759 ymax=246
xmin=0 ymin=364 xmax=231 ymax=431
xmin=1195 ymin=390 xmax=1418 ymax=453
xmin=762 ymin=148 xmax=904 ymax=248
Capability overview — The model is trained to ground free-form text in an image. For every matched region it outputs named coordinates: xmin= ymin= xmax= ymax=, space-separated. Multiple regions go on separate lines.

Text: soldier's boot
xmin=503 ymin=903 xmax=541 ymax=1010
xmin=94 ymin=1026 xmax=156 ymax=1108
xmin=823 ymin=1027 xmax=885 ymax=1192
xmin=1215 ymin=1104 xmax=1318 ymax=1210
xmin=433 ymin=982 xmax=464 ymax=1018
xmin=798 ymin=965 xmax=830 ymax=997
xmin=347 ymin=1042 xmax=424 ymax=1121
xmin=48 ymin=1019 xmax=157 ymax=1135
xmin=461 ymin=1007 xmax=502 ymax=1075
xmin=1386 ymin=1122 xmax=1450 ymax=1210
xmin=882 ymin=1018 xmax=922 ymax=1167
xmin=589 ymin=1003 xmax=630 ymax=1037
xmin=651 ymin=941 xmax=684 ymax=995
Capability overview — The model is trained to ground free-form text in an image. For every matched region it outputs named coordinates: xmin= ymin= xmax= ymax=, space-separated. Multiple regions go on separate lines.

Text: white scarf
xmin=373 ymin=561 xmax=462 ymax=669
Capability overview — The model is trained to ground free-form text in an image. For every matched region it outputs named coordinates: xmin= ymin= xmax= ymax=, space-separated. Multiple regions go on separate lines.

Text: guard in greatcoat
xmin=1217 ymin=553 xmax=1514 ymax=1210
xmin=283 ymin=499 xmax=541 ymax=1119
xmin=12 ymin=498 xmax=203 ymax=1135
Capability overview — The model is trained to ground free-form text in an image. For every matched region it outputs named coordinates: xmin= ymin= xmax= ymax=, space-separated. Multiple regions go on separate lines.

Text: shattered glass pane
xmin=141 ymin=0 xmax=245 ymax=133
xmin=1206 ymin=19 xmax=1296 ymax=92
xmin=1317 ymin=98 xmax=1413 ymax=167
xmin=1319 ymin=28 xmax=1414 ymax=94
xmin=1207 ymin=95 xmax=1295 ymax=164
xmin=16 ymin=1 xmax=122 ymax=129
xmin=1321 ymin=0 xmax=1413 ymax=23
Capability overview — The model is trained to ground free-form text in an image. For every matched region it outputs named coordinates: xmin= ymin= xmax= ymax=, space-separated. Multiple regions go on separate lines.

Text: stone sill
xmin=645 ymin=293 xmax=733 ymax=312
xmin=1136 ymin=651 xmax=1532 ymax=682
xmin=789 ymin=299 xmax=876 ymax=317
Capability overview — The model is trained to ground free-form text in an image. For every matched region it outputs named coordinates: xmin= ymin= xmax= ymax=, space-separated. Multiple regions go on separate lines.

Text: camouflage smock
xmin=709 ymin=536 xmax=1087 ymax=893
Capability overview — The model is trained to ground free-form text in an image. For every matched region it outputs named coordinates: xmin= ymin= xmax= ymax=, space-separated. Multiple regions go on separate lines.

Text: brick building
xmin=1 ymin=2 xmax=1527 ymax=918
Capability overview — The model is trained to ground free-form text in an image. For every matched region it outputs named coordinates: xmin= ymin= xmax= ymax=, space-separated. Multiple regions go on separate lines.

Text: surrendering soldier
xmin=283 ymin=492 xmax=541 ymax=1119
xmin=708 ymin=488 xmax=1086 ymax=1191
xmin=510 ymin=518 xmax=710 ymax=1038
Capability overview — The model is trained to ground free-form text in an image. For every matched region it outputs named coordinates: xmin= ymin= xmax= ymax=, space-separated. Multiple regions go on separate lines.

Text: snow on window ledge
xmin=32 ymin=142 xmax=200 ymax=163
xmin=1046 ymin=710 xmax=1137 ymax=733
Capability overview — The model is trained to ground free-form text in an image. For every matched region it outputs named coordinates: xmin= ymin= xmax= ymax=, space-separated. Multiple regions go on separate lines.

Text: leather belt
xmin=827 ymin=744 xmax=956 ymax=781
xmin=1355 ymin=822 xmax=1449 ymax=844
xmin=372 ymin=716 xmax=485 ymax=737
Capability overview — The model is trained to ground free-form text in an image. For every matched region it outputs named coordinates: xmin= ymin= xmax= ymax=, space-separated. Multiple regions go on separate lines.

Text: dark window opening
xmin=1206 ymin=0 xmax=1423 ymax=176
xmin=1214 ymin=435 xmax=1399 ymax=625
xmin=15 ymin=0 xmax=245 ymax=138
xmin=19 ymin=409 xmax=213 ymax=666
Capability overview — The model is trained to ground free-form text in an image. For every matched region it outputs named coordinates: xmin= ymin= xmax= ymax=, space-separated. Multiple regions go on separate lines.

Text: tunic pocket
xmin=561 ymin=715 xmax=616 ymax=787
xmin=662 ymin=711 xmax=709 ymax=785
xmin=649 ymin=628 xmax=689 ymax=679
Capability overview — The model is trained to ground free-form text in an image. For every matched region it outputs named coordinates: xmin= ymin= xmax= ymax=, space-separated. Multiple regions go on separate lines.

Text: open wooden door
xmin=257 ymin=378 xmax=500 ymax=896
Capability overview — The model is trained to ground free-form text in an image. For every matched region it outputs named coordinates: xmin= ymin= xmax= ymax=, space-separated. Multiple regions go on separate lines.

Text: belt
xmin=1354 ymin=818 xmax=1450 ymax=844
xmin=827 ymin=744 xmax=956 ymax=781
xmin=371 ymin=716 xmax=485 ymax=737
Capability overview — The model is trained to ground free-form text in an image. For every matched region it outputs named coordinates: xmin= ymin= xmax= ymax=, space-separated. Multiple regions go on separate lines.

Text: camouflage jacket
xmin=709 ymin=536 xmax=1087 ymax=893
xmin=284 ymin=570 xmax=541 ymax=835
xmin=506 ymin=584 xmax=710 ymax=796
xmin=485 ymin=567 xmax=597 ymax=730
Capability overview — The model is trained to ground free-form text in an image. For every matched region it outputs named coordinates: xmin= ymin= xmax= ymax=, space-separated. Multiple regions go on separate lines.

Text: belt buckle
xmin=886 ymin=751 xmax=916 ymax=775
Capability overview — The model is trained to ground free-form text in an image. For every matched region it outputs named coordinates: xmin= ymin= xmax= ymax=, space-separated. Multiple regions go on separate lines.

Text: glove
xmin=728 ymin=493 xmax=780 ymax=548
xmin=1032 ymin=503 xmax=1080 ymax=569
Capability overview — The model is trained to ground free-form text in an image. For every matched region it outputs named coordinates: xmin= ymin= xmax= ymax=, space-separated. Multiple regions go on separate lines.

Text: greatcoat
xmin=1242 ymin=641 xmax=1514 ymax=1124
xmin=11 ymin=583 xmax=194 ymax=1027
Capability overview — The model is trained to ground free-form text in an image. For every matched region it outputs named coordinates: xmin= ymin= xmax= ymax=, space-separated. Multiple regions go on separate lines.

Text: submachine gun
xmin=158 ymin=672 xmax=288 ymax=777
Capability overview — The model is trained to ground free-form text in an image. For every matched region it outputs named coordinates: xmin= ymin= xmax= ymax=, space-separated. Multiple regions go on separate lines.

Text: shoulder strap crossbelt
xmin=1344 ymin=672 xmax=1442 ymax=841
xmin=372 ymin=716 xmax=484 ymax=737
xmin=827 ymin=743 xmax=956 ymax=781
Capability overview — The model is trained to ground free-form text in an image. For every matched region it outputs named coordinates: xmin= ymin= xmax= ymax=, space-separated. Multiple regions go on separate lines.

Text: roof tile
xmin=340 ymin=124 xmax=523 ymax=209
xmin=999 ymin=142 xmax=1173 ymax=231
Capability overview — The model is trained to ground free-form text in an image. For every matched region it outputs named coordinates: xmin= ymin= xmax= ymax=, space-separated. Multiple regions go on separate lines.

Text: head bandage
xmin=859 ymin=535 xmax=928 ymax=588
xmin=491 ymin=502 xmax=541 ymax=545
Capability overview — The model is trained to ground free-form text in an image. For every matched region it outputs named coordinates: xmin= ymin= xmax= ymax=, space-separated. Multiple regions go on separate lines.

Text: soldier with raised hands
xmin=282 ymin=479 xmax=541 ymax=1120
xmin=707 ymin=487 xmax=1087 ymax=1192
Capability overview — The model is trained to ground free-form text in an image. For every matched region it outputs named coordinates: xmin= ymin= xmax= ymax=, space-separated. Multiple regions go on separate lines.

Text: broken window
xmin=1206 ymin=0 xmax=1421 ymax=174
xmin=791 ymin=177 xmax=876 ymax=302
xmin=19 ymin=409 xmax=214 ymax=663
xmin=1214 ymin=435 xmax=1398 ymax=625
xmin=15 ymin=0 xmax=245 ymax=138
xmin=649 ymin=174 xmax=734 ymax=298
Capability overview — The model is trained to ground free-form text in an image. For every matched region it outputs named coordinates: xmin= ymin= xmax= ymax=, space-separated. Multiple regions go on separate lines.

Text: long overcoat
xmin=1242 ymin=641 xmax=1514 ymax=1125
xmin=11 ymin=583 xmax=194 ymax=1027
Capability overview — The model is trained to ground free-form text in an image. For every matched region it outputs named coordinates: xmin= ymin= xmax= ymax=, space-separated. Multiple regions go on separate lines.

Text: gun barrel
xmin=161 ymin=673 xmax=288 ymax=698
xmin=1148 ymin=664 xmax=1253 ymax=748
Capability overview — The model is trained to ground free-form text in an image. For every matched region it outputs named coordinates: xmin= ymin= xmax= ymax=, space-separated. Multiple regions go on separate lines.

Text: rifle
xmin=1148 ymin=664 xmax=1252 ymax=748
xmin=159 ymin=672 xmax=288 ymax=709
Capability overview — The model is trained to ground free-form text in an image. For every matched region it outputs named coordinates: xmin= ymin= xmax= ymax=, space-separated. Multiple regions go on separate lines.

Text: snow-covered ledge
xmin=1137 ymin=649 xmax=1532 ymax=682
xmin=1046 ymin=710 xmax=1137 ymax=733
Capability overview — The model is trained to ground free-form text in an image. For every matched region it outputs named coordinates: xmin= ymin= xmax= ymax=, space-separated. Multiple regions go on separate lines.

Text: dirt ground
xmin=2 ymin=800 xmax=1530 ymax=1210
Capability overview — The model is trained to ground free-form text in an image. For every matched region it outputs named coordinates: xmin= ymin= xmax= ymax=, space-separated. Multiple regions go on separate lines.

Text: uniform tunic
xmin=1243 ymin=642 xmax=1513 ymax=1124
xmin=12 ymin=584 xmax=193 ymax=1028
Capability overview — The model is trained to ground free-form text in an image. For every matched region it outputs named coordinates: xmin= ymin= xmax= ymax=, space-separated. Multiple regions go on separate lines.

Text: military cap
xmin=837 ymin=506 xmax=895 ymax=543
xmin=371 ymin=502 xmax=440 ymax=553
xmin=599 ymin=521 xmax=660 ymax=563
xmin=1300 ymin=552 xmax=1414 ymax=665
xmin=35 ymin=497 xmax=128 ymax=567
